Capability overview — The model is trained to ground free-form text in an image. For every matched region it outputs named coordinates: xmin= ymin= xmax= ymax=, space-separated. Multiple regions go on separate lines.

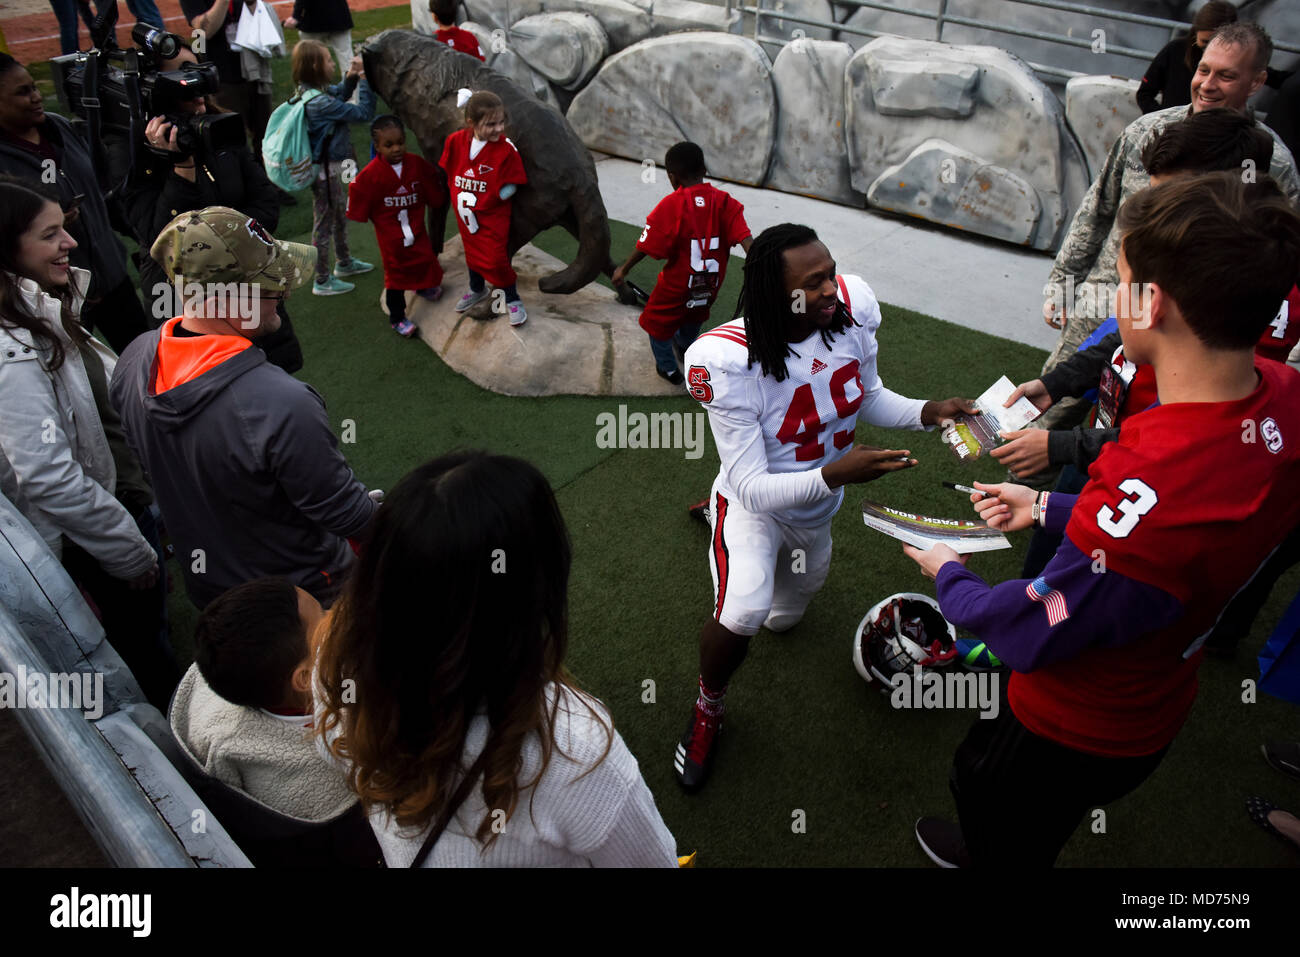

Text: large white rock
xmin=482 ymin=45 xmax=564 ymax=110
xmin=567 ymin=33 xmax=777 ymax=186
xmin=507 ymin=12 xmax=610 ymax=89
xmin=754 ymin=0 xmax=834 ymax=58
xmin=837 ymin=0 xmax=1178 ymax=82
xmin=866 ymin=139 xmax=1042 ymax=245
xmin=1065 ymin=74 xmax=1142 ymax=181
xmin=410 ymin=0 xmax=435 ymax=37
xmin=845 ymin=35 xmax=1089 ymax=251
xmin=461 ymin=0 xmax=740 ymax=52
xmin=767 ymin=38 xmax=863 ymax=206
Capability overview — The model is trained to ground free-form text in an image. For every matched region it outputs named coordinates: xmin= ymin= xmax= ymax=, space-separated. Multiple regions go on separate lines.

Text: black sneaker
xmin=657 ymin=367 xmax=684 ymax=385
xmin=674 ymin=706 xmax=722 ymax=793
xmin=914 ymin=817 xmax=971 ymax=868
xmin=688 ymin=498 xmax=711 ymax=526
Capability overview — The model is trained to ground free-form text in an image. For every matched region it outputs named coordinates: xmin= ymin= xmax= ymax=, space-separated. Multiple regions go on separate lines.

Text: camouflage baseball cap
xmin=150 ymin=206 xmax=316 ymax=291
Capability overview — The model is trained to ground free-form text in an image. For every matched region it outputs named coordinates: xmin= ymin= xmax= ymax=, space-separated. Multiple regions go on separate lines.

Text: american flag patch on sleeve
xmin=1026 ymin=576 xmax=1070 ymax=627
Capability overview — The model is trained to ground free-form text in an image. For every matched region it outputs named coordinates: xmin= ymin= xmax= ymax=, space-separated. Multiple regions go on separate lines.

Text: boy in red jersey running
xmin=904 ymin=172 xmax=1300 ymax=867
xmin=612 ymin=142 xmax=753 ymax=385
xmin=346 ymin=115 xmax=447 ymax=338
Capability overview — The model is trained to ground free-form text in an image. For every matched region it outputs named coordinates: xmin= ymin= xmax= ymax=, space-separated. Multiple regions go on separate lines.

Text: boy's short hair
xmin=429 ymin=0 xmax=458 ymax=26
xmin=1141 ymin=108 xmax=1274 ymax=178
xmin=371 ymin=114 xmax=404 ymax=139
xmin=194 ymin=578 xmax=309 ymax=710
xmin=1118 ymin=171 xmax=1300 ymax=350
xmin=665 ymin=142 xmax=706 ymax=180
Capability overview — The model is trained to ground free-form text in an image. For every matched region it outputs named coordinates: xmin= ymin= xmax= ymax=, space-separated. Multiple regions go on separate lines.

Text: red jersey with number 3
xmin=346 ymin=154 xmax=445 ymax=290
xmin=682 ymin=274 xmax=928 ymax=528
xmin=438 ymin=129 xmax=527 ymax=288
xmin=1009 ymin=360 xmax=1300 ymax=754
xmin=635 ymin=182 xmax=750 ymax=338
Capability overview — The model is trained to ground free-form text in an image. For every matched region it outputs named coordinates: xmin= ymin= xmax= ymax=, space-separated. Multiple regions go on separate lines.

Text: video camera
xmin=50 ymin=0 xmax=245 ymax=190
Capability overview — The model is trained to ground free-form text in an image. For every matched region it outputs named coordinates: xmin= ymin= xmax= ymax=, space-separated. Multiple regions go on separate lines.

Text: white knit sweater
xmin=318 ymin=684 xmax=679 ymax=867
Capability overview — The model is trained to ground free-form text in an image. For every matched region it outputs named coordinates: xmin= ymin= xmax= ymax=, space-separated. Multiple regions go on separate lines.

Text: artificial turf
xmin=43 ymin=6 xmax=1300 ymax=867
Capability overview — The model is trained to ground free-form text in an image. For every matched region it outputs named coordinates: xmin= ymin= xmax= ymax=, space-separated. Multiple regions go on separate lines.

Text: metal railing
xmin=726 ymin=0 xmax=1299 ymax=82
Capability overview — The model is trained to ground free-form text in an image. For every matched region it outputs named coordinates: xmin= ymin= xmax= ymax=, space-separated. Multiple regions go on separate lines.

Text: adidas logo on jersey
xmin=463 ymin=167 xmax=475 ymax=178
xmin=811 ymin=358 xmax=828 ymax=375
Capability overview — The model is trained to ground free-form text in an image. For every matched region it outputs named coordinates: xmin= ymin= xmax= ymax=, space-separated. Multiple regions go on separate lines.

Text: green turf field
xmin=45 ymin=7 xmax=1300 ymax=867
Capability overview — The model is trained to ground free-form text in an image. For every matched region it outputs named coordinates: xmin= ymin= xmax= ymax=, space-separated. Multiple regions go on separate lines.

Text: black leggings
xmin=386 ymin=288 xmax=408 ymax=325
xmin=467 ymin=269 xmax=518 ymax=303
xmin=950 ymin=691 xmax=1168 ymax=867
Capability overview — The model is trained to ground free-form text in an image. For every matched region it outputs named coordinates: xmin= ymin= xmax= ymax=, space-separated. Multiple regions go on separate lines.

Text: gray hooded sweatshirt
xmin=109 ymin=323 xmax=376 ymax=609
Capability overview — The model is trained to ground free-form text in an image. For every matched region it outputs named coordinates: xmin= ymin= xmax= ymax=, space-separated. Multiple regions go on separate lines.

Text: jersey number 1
xmin=775 ymin=361 xmax=863 ymax=461
xmin=457 ymin=191 xmax=480 ymax=235
xmin=397 ymin=208 xmax=415 ymax=247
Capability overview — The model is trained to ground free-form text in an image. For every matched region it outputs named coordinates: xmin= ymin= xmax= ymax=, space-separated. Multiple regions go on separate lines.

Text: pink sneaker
xmin=392 ymin=318 xmax=417 ymax=338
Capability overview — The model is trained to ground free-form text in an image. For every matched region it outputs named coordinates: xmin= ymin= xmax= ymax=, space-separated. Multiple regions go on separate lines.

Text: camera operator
xmin=0 ymin=52 xmax=149 ymax=355
xmin=117 ymin=45 xmax=304 ymax=372
xmin=181 ymin=0 xmax=272 ymax=164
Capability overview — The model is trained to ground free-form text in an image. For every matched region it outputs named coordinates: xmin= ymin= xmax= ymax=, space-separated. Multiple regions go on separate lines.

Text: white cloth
xmin=683 ymin=274 xmax=928 ymax=527
xmin=233 ymin=1 xmax=286 ymax=92
xmin=170 ymin=664 xmax=356 ymax=822
xmin=0 ymin=269 xmax=154 ymax=577
xmin=316 ymin=683 xmax=679 ymax=867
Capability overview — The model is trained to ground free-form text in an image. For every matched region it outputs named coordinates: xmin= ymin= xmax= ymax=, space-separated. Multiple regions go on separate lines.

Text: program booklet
xmin=861 ymin=501 xmax=1011 ymax=554
xmin=940 ymin=375 xmax=1041 ymax=460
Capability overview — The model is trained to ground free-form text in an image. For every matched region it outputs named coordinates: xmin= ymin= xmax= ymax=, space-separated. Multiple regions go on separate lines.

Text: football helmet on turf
xmin=852 ymin=592 xmax=958 ymax=687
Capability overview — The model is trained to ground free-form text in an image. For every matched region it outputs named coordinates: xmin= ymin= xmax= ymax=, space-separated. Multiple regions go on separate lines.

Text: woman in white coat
xmin=0 ymin=178 xmax=177 ymax=707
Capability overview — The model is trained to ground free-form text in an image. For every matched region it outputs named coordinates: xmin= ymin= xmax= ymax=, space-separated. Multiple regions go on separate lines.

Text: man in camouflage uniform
xmin=110 ymin=207 xmax=378 ymax=610
xmin=1023 ymin=21 xmax=1300 ymax=485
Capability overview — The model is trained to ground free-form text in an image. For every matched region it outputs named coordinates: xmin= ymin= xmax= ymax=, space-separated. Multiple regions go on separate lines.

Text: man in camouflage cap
xmin=1025 ymin=21 xmax=1299 ymax=485
xmin=110 ymin=207 xmax=378 ymax=610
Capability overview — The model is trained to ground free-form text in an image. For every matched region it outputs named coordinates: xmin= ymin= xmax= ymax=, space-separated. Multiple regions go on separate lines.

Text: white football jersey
xmin=684 ymin=275 xmax=927 ymax=527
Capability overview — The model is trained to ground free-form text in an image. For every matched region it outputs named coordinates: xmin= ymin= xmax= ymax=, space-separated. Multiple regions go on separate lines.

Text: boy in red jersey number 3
xmin=674 ymin=224 xmax=977 ymax=791
xmin=904 ymin=172 xmax=1300 ymax=867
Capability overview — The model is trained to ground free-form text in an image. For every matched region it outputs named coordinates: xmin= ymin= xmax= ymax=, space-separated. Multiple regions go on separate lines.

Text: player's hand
xmin=969 ymin=480 xmax=1036 ymax=532
xmin=348 ymin=55 xmax=365 ymax=79
xmin=123 ymin=560 xmax=160 ymax=591
xmin=611 ymin=264 xmax=628 ymax=286
xmin=1043 ymin=298 xmax=1065 ymax=329
xmin=988 ymin=428 xmax=1050 ymax=475
xmin=921 ymin=397 xmax=979 ymax=428
xmin=902 ymin=543 xmax=968 ymax=581
xmin=145 ymin=115 xmax=180 ymax=153
xmin=1005 ymin=378 xmax=1053 ymax=412
xmin=821 ymin=446 xmax=915 ymax=488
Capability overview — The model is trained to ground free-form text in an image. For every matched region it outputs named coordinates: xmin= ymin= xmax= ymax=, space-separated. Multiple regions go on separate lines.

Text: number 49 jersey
xmin=683 ymin=275 xmax=928 ymax=528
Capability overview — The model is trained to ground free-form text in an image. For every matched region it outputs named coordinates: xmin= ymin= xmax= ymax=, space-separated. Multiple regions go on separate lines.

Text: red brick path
xmin=1 ymin=0 xmax=410 ymax=65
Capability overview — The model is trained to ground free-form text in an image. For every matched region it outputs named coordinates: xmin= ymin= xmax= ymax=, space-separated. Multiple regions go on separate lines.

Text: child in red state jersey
xmin=346 ymin=115 xmax=447 ymax=338
xmin=612 ymin=142 xmax=752 ymax=385
xmin=438 ymin=91 xmax=529 ymax=326
xmin=430 ymin=0 xmax=485 ymax=61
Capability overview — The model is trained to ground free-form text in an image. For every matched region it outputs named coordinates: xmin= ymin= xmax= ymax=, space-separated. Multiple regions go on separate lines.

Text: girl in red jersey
xmin=346 ymin=115 xmax=447 ymax=338
xmin=438 ymin=92 xmax=529 ymax=326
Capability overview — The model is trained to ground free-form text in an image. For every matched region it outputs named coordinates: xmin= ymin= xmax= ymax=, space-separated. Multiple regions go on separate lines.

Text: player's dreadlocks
xmin=735 ymin=224 xmax=854 ymax=382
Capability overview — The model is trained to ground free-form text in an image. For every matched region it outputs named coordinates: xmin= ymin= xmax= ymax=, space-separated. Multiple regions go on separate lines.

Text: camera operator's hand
xmin=145 ymin=117 xmax=197 ymax=181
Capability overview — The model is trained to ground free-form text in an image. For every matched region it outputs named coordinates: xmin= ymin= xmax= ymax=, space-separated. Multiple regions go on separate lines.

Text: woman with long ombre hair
xmin=315 ymin=451 xmax=677 ymax=867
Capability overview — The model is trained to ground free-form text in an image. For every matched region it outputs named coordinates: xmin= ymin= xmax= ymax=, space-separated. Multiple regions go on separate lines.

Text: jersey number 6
xmin=776 ymin=361 xmax=864 ymax=461
xmin=457 ymin=191 xmax=480 ymax=235
xmin=1095 ymin=477 xmax=1158 ymax=538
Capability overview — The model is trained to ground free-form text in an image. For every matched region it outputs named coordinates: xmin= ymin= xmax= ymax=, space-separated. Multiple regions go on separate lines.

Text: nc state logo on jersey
xmin=694 ymin=196 xmax=705 ymax=207
xmin=687 ymin=365 xmax=713 ymax=403
xmin=1261 ymin=416 xmax=1283 ymax=454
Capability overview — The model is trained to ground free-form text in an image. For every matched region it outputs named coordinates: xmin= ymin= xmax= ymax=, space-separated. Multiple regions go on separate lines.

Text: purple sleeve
xmin=1042 ymin=492 xmax=1076 ymax=534
xmin=933 ymin=537 xmax=1182 ymax=672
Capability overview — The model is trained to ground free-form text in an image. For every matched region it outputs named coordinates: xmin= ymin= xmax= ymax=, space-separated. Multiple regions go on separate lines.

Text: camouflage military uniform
xmin=1015 ymin=105 xmax=1300 ymax=487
